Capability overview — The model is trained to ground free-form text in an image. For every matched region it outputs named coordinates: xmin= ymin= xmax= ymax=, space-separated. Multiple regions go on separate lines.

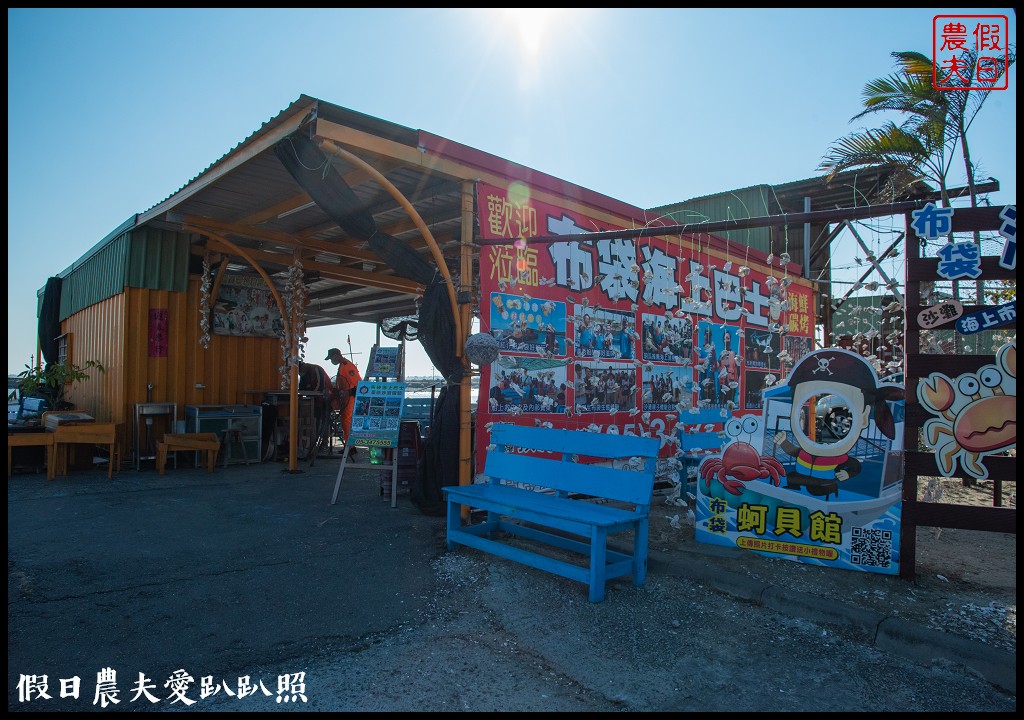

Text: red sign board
xmin=475 ymin=182 xmax=814 ymax=472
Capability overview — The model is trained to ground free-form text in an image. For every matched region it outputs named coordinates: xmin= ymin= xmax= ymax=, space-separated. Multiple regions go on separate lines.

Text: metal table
xmin=185 ymin=405 xmax=262 ymax=465
xmin=133 ymin=402 xmax=177 ymax=470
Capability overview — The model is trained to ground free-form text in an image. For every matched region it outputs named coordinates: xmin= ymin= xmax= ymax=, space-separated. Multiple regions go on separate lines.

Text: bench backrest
xmin=401 ymin=397 xmax=434 ymax=432
xmin=485 ymin=424 xmax=659 ymax=506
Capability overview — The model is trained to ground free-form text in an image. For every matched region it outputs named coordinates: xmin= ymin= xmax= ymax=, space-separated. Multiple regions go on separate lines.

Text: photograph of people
xmin=211 ymin=275 xmax=282 ymax=337
xmin=696 ymin=323 xmax=720 ymax=406
xmin=785 ymin=335 xmax=814 ymax=368
xmin=488 ymin=292 xmax=567 ymax=355
xmin=642 ymin=366 xmax=693 ymax=412
xmin=744 ymin=370 xmax=770 ymax=409
xmin=572 ymin=361 xmax=637 ymax=414
xmin=718 ymin=330 xmax=741 ymax=406
xmin=641 ymin=313 xmax=692 ymax=363
xmin=487 ymin=362 xmax=567 ymax=414
xmin=572 ymin=305 xmax=635 ymax=361
xmin=744 ymin=327 xmax=780 ymax=369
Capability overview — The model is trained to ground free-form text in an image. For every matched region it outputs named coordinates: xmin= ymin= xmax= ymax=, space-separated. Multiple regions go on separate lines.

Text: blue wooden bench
xmin=443 ymin=423 xmax=660 ymax=603
xmin=401 ymin=397 xmax=434 ymax=438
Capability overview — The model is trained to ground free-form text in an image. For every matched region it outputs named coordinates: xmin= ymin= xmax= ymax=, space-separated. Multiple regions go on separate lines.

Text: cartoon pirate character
xmin=773 ymin=349 xmax=903 ymax=500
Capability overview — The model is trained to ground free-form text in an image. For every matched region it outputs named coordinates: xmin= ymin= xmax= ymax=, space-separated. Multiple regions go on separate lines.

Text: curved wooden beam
xmin=184 ymin=225 xmax=300 ymax=472
xmin=208 ymin=255 xmax=229 ymax=309
xmin=316 ymin=138 xmax=464 ymax=351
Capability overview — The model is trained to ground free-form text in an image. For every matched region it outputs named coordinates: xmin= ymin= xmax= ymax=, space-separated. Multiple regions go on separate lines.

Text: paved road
xmin=7 ymin=459 xmax=1015 ymax=712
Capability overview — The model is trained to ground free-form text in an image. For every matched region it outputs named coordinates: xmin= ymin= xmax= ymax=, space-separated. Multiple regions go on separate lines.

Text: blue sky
xmin=7 ymin=8 xmax=1016 ymax=377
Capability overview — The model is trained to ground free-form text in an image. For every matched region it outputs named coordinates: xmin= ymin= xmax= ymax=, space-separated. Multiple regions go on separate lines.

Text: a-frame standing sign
xmin=331 ymin=342 xmax=406 ymax=508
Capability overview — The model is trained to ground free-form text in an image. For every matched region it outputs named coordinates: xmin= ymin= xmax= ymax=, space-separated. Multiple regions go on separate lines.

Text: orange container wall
xmin=60 ymin=292 xmax=126 ymax=424
xmin=62 ymin=277 xmax=286 ymax=428
xmin=126 ymin=278 xmax=284 ymax=410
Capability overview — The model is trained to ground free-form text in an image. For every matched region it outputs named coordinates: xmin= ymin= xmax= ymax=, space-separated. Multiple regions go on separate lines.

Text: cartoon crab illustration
xmin=700 ymin=442 xmax=786 ymax=495
xmin=917 ymin=341 xmax=1016 ymax=479
xmin=699 ymin=416 xmax=788 ymax=497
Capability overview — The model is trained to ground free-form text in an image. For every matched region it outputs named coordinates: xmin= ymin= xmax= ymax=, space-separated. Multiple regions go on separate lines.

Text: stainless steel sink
xmin=136 ymin=403 xmax=175 ymax=415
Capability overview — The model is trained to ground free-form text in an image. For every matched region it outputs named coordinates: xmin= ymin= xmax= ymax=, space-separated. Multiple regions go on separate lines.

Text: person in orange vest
xmin=325 ymin=347 xmax=363 ymax=457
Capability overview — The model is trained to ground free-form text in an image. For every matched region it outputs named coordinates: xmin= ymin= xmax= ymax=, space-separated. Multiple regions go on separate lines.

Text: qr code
xmin=850 ymin=527 xmax=892 ymax=568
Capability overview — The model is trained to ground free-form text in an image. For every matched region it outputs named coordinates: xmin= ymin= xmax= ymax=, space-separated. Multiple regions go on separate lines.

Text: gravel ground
xmin=9 ymin=465 xmax=1014 ymax=712
xmin=183 ymin=548 xmax=1016 ymax=712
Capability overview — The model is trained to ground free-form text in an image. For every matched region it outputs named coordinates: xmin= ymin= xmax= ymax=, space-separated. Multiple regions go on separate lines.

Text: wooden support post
xmin=459 ymin=181 xmax=475 ymax=505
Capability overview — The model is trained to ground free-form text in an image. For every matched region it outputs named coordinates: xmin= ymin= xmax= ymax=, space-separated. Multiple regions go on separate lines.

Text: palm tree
xmin=821 ymin=48 xmax=1015 ymax=313
xmin=818 ymin=118 xmax=951 ymax=205
xmin=819 ymin=49 xmax=1015 ymax=209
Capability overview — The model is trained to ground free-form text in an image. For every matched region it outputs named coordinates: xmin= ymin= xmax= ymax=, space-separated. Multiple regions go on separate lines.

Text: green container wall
xmin=125 ymin=227 xmax=192 ymax=293
xmin=651 ymin=185 xmax=782 ymax=255
xmin=650 ymin=188 xmax=835 ymax=284
xmin=48 ymin=228 xmax=192 ymax=321
xmin=58 ymin=232 xmax=130 ymax=321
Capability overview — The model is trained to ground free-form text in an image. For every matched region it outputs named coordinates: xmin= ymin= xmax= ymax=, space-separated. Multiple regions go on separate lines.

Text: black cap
xmin=325 ymin=348 xmax=342 ymax=360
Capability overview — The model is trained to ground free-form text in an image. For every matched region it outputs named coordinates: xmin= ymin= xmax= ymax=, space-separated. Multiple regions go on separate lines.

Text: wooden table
xmin=52 ymin=423 xmax=121 ymax=480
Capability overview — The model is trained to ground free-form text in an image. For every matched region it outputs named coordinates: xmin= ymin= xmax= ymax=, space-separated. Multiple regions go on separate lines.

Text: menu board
xmin=367 ymin=345 xmax=401 ymax=380
xmin=347 ymin=381 xmax=406 ymax=447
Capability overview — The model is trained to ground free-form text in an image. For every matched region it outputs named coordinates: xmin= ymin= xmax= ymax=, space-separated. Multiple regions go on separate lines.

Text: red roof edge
xmin=418 ymin=131 xmax=666 ymax=227
xmin=419 ymin=131 xmax=798 ymax=276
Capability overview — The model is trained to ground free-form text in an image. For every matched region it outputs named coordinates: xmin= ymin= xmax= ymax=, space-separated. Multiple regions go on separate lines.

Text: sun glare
xmin=501 ymin=8 xmax=565 ymax=57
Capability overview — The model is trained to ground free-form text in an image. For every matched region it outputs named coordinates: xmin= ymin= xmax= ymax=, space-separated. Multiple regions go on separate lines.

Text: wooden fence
xmin=900 ymin=204 xmax=1016 ymax=579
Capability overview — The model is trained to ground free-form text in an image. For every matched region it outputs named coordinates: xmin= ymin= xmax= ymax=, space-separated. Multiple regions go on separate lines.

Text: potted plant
xmin=10 ymin=359 xmax=105 ymax=413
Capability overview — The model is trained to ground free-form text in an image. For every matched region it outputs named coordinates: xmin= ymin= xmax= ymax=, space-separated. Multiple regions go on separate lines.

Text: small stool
xmin=157 ymin=433 xmax=220 ymax=475
xmin=220 ymin=429 xmax=251 ymax=467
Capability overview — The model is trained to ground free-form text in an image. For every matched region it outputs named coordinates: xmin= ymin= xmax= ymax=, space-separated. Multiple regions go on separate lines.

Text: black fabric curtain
xmin=410 ymin=279 xmax=464 ymax=515
xmin=38 ymin=277 xmax=63 ymax=367
xmin=275 ymin=133 xmax=462 ymax=515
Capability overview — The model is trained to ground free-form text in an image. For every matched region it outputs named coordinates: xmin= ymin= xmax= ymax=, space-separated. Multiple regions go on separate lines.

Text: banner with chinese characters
xmin=475 ymin=181 xmax=815 ymax=480
xmin=148 ymin=308 xmax=169 ymax=358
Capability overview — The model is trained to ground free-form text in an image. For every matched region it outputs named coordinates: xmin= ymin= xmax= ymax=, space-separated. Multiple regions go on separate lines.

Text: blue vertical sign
xmin=998 ymin=205 xmax=1016 ymax=270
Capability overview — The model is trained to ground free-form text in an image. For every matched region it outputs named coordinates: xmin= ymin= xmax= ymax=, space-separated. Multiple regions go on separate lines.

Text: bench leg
xmin=206 ymin=449 xmax=217 ymax=473
xmin=632 ymin=518 xmax=649 ymax=588
xmin=445 ymin=500 xmax=462 ymax=551
xmin=589 ymin=527 xmax=608 ymax=603
xmin=156 ymin=444 xmax=167 ymax=475
xmin=484 ymin=510 xmax=501 ymax=538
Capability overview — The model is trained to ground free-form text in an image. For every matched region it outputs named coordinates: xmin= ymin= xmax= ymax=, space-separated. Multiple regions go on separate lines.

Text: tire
xmin=825 ymin=408 xmax=852 ymax=439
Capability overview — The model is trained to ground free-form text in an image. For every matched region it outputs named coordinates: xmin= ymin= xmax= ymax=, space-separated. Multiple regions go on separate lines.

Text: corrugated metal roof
xmin=54 ymin=228 xmax=193 ymax=320
xmin=139 ymin=96 xmax=428 ymax=220
xmin=650 ymin=166 xmax=934 ymax=215
xmin=49 ymin=94 xmax=762 ymax=331
xmin=139 ymin=95 xmax=319 ymax=217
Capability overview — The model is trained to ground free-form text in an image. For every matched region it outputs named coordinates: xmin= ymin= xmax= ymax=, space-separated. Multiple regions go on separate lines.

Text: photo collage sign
xmin=475 ymin=181 xmax=814 ymax=472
